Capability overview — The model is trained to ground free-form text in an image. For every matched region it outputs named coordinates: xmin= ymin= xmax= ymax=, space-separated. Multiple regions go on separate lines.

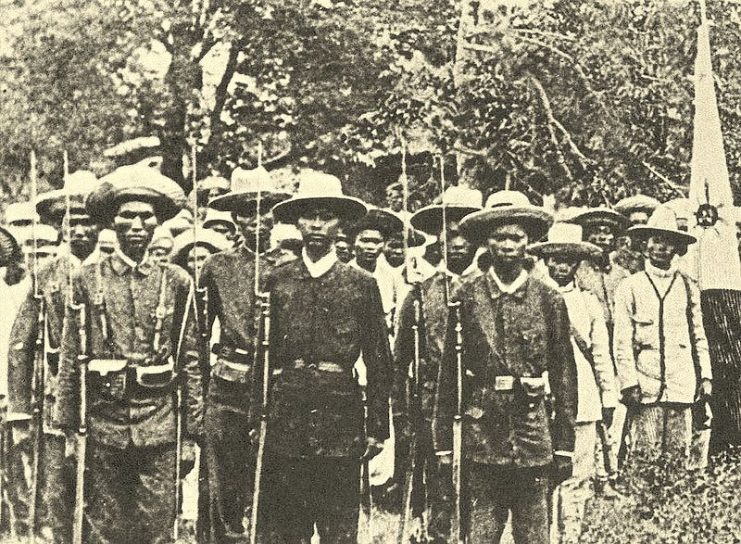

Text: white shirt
xmin=302 ymin=248 xmax=338 ymax=278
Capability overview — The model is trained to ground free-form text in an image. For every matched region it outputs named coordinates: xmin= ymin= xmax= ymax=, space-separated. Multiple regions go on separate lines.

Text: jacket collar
xmin=110 ymin=249 xmax=154 ymax=277
xmin=301 ymin=248 xmax=338 ymax=278
xmin=485 ymin=268 xmax=529 ymax=300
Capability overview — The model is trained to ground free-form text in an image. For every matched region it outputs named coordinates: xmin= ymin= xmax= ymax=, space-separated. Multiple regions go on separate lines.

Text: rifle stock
xmin=28 ymin=296 xmax=46 ymax=543
xmin=450 ymin=301 xmax=464 ymax=544
xmin=250 ymin=292 xmax=270 ymax=544
xmin=72 ymin=301 xmax=88 ymax=544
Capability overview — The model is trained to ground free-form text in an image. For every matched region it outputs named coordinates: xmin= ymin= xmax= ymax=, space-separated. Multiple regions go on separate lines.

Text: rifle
xmin=250 ymin=143 xmax=270 ymax=544
xmin=450 ymin=301 xmax=464 ymax=544
xmin=399 ymin=287 xmax=424 ymax=544
xmin=28 ymin=150 xmax=44 ymax=544
xmin=359 ymin=386 xmax=372 ymax=543
xmin=71 ymin=296 xmax=88 ymax=544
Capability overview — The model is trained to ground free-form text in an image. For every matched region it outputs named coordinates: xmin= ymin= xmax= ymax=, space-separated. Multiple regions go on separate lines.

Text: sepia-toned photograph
xmin=0 ymin=0 xmax=740 ymax=542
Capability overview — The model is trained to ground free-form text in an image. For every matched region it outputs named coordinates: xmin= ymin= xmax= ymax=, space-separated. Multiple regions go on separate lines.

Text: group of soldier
xmin=0 ymin=155 xmax=737 ymax=544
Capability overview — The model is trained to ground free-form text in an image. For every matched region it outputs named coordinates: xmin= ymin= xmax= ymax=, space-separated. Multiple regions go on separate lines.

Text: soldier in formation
xmin=0 ymin=149 xmax=728 ymax=544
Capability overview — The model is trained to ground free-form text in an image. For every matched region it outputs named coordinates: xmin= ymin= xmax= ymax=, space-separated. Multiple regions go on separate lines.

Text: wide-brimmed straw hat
xmin=615 ymin=194 xmax=661 ymax=216
xmin=528 ymin=223 xmax=602 ymax=259
xmin=272 ymin=171 xmax=367 ymax=224
xmin=36 ymin=170 xmax=99 ymax=223
xmin=5 ymin=202 xmax=39 ymax=227
xmin=348 ymin=207 xmax=403 ymax=240
xmin=627 ymin=206 xmax=697 ymax=246
xmin=411 ymin=186 xmax=483 ymax=236
xmin=459 ymin=190 xmax=553 ymax=245
xmin=568 ymin=207 xmax=630 ymax=233
xmin=171 ymin=227 xmax=230 ymax=266
xmin=197 ymin=176 xmax=230 ymax=194
xmin=87 ymin=165 xmax=186 ymax=223
xmin=0 ymin=226 xmax=20 ymax=265
xmin=203 ymin=208 xmax=236 ymax=232
xmin=209 ymin=167 xmax=290 ymax=214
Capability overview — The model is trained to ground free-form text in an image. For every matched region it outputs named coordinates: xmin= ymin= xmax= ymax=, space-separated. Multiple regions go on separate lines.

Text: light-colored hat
xmin=202 ymin=208 xmax=236 ymax=232
xmin=22 ymin=224 xmax=60 ymax=248
xmin=87 ymin=165 xmax=186 ymax=223
xmin=271 ymin=223 xmax=302 ymax=245
xmin=459 ymin=190 xmax=553 ymax=245
xmin=36 ymin=170 xmax=99 ymax=223
xmin=197 ymin=176 xmax=230 ymax=194
xmin=349 ymin=207 xmax=403 ymax=240
xmin=568 ymin=207 xmax=629 ymax=232
xmin=5 ymin=202 xmax=39 ymax=226
xmin=0 ymin=226 xmax=20 ymax=265
xmin=272 ymin=171 xmax=367 ymax=224
xmin=628 ymin=206 xmax=697 ymax=246
xmin=209 ymin=167 xmax=290 ymax=213
xmin=97 ymin=228 xmax=117 ymax=251
xmin=411 ymin=186 xmax=483 ymax=235
xmin=149 ymin=225 xmax=174 ymax=251
xmin=615 ymin=194 xmax=661 ymax=215
xmin=163 ymin=209 xmax=194 ymax=237
xmin=528 ymin=223 xmax=602 ymax=259
xmin=665 ymin=198 xmax=694 ymax=221
xmin=171 ymin=227 xmax=230 ymax=265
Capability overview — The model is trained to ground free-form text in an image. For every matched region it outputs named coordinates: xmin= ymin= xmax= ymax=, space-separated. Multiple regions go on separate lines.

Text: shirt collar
xmin=302 ymin=248 xmax=338 ymax=278
xmin=488 ymin=268 xmax=528 ymax=295
xmin=111 ymin=248 xmax=154 ymax=276
xmin=645 ymin=260 xmax=678 ymax=279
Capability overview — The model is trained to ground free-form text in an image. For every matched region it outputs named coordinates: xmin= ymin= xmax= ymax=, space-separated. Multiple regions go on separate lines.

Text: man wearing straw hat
xmin=393 ymin=185 xmax=481 ymax=543
xmin=6 ymin=170 xmax=100 ymax=541
xmin=529 ymin=223 xmax=618 ymax=544
xmin=434 ymin=190 xmax=577 ymax=544
xmin=182 ymin=165 xmax=289 ymax=544
xmin=613 ymin=194 xmax=662 ymax=274
xmin=54 ymin=164 xmax=204 ymax=544
xmin=613 ymin=206 xmax=711 ymax=471
xmin=262 ymin=171 xmax=391 ymax=544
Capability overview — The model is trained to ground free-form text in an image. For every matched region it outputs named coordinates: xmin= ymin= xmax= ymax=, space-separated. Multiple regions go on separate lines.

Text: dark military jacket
xmin=434 ymin=271 xmax=578 ymax=467
xmin=8 ymin=254 xmax=79 ymax=431
xmin=183 ymin=246 xmax=279 ymax=410
xmin=394 ymin=271 xmax=460 ymax=422
xmin=575 ymin=251 xmax=633 ymax=332
xmin=54 ymin=252 xmax=203 ymax=449
xmin=263 ymin=257 xmax=392 ymax=458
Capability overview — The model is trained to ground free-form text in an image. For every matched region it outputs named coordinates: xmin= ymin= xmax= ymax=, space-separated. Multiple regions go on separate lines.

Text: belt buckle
xmin=494 ymin=376 xmax=514 ymax=391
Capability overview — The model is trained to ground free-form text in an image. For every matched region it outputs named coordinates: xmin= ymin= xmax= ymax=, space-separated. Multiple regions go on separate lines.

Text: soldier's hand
xmin=701 ymin=379 xmax=712 ymax=400
xmin=553 ymin=453 xmax=573 ymax=485
xmin=621 ymin=385 xmax=641 ymax=406
xmin=181 ymin=439 xmax=197 ymax=475
xmin=601 ymin=407 xmax=615 ymax=428
xmin=11 ymin=421 xmax=31 ymax=446
xmin=436 ymin=451 xmax=453 ymax=466
xmin=361 ymin=437 xmax=383 ymax=460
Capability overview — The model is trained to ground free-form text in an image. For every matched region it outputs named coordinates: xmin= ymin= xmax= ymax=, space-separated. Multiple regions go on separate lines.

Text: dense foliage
xmin=1 ymin=0 xmax=740 ymax=211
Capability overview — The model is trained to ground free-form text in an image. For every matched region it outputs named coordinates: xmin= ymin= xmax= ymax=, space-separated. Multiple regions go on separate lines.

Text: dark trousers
xmin=465 ymin=463 xmax=550 ymax=544
xmin=204 ymin=378 xmax=254 ymax=543
xmin=397 ymin=420 xmax=452 ymax=544
xmin=264 ymin=455 xmax=361 ymax=544
xmin=86 ymin=441 xmax=176 ymax=544
xmin=5 ymin=431 xmax=72 ymax=541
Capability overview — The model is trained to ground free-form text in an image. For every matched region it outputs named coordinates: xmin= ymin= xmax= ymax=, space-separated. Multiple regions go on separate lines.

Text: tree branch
xmin=640 ymin=160 xmax=687 ymax=196
xmin=527 ymin=74 xmax=572 ymax=181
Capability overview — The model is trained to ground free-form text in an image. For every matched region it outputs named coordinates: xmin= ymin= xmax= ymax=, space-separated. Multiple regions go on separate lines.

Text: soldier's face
xmin=233 ymin=212 xmax=271 ymax=253
xmin=65 ymin=213 xmax=99 ymax=260
xmin=335 ymin=238 xmax=353 ymax=263
xmin=385 ymin=187 xmax=403 ymax=213
xmin=487 ymin=223 xmax=529 ymax=266
xmin=384 ymin=239 xmax=405 ymax=268
xmin=446 ymin=220 xmax=474 ymax=275
xmin=646 ymin=235 xmax=679 ymax=270
xmin=113 ymin=201 xmax=158 ymax=258
xmin=585 ymin=224 xmax=615 ymax=254
xmin=187 ymin=245 xmax=213 ymax=277
xmin=354 ymin=228 xmax=385 ymax=267
xmin=297 ymin=207 xmax=340 ymax=257
xmin=546 ymin=255 xmax=580 ymax=287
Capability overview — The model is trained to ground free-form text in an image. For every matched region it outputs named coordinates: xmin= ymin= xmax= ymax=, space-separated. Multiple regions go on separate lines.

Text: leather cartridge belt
xmin=282 ymin=358 xmax=344 ymax=374
xmin=88 ymin=358 xmax=177 ymax=397
xmin=211 ymin=343 xmax=253 ymax=367
xmin=492 ymin=374 xmax=548 ymax=392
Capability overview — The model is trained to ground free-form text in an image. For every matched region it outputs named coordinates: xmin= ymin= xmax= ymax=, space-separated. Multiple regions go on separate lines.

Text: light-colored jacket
xmin=613 ymin=264 xmax=711 ymax=405
xmin=560 ymin=283 xmax=618 ymax=422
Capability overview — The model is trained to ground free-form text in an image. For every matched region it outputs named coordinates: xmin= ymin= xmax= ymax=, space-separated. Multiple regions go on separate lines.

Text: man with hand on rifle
xmin=183 ymin=166 xmax=289 ymax=544
xmin=7 ymin=169 xmax=99 ymax=542
xmin=393 ymin=186 xmax=481 ymax=543
xmin=53 ymin=165 xmax=204 ymax=544
xmin=258 ymin=172 xmax=391 ymax=544
xmin=434 ymin=191 xmax=578 ymax=544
